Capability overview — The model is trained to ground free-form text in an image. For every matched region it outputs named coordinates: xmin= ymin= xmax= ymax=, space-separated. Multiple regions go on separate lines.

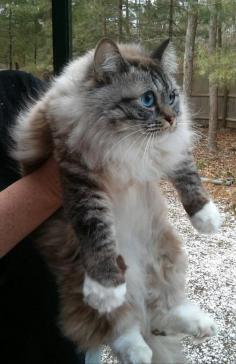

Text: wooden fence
xmin=177 ymin=74 xmax=236 ymax=128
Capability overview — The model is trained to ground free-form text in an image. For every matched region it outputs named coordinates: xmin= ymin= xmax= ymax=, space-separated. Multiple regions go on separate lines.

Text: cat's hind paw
xmin=113 ymin=329 xmax=153 ymax=364
xmin=171 ymin=303 xmax=217 ymax=339
xmin=122 ymin=342 xmax=152 ymax=364
xmin=83 ymin=274 xmax=126 ymax=314
xmin=187 ymin=311 xmax=217 ymax=338
xmin=190 ymin=200 xmax=222 ymax=234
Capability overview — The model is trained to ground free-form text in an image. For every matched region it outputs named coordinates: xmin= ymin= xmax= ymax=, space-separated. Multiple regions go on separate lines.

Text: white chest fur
xmin=110 ymin=182 xmax=167 ymax=303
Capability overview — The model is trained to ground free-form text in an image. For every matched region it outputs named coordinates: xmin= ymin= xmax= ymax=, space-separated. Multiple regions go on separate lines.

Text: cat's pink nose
xmin=165 ymin=115 xmax=175 ymax=125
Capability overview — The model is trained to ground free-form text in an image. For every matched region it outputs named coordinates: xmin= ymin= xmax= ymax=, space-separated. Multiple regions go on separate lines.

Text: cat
xmin=12 ymin=38 xmax=221 ymax=364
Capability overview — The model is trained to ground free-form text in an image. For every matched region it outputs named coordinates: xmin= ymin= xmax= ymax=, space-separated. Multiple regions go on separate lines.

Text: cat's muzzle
xmin=145 ymin=118 xmax=177 ymax=133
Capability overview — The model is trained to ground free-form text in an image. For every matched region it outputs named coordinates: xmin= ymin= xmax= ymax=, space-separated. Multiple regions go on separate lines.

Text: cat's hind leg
xmin=153 ymin=302 xmax=217 ymax=338
xmin=111 ymin=326 xmax=152 ymax=364
xmin=150 ymin=226 xmax=217 ymax=340
xmin=147 ymin=334 xmax=187 ymax=364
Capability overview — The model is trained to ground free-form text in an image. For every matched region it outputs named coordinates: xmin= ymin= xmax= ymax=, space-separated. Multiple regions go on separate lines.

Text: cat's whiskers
xmin=147 ymin=132 xmax=154 ymax=156
xmin=121 ymin=124 xmax=147 ymax=132
xmin=133 ymin=131 xmax=148 ymax=167
xmin=142 ymin=133 xmax=152 ymax=166
xmin=120 ymin=133 xmax=144 ymax=165
xmin=147 ymin=130 xmax=157 ymax=156
xmin=150 ymin=131 xmax=156 ymax=151
xmin=104 ymin=128 xmax=144 ymax=162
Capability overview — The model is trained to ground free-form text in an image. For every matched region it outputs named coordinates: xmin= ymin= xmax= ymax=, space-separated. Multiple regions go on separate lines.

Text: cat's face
xmin=90 ymin=39 xmax=180 ymax=139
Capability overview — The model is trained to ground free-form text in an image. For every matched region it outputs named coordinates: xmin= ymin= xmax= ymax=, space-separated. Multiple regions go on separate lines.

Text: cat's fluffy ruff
xmin=12 ymin=39 xmax=217 ymax=363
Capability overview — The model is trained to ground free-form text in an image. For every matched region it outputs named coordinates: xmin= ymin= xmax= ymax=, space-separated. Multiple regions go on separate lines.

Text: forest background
xmin=1 ymin=3 xmax=235 ymax=363
xmin=0 ymin=1 xmax=236 ymax=90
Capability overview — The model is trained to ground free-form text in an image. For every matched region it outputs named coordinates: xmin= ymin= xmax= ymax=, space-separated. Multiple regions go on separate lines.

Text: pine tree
xmin=183 ymin=0 xmax=198 ymax=97
xmin=208 ymin=1 xmax=219 ymax=152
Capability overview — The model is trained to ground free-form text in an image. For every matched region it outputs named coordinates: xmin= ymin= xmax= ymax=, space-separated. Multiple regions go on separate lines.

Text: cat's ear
xmin=94 ymin=38 xmax=127 ymax=81
xmin=151 ymin=39 xmax=170 ymax=61
xmin=151 ymin=39 xmax=177 ymax=74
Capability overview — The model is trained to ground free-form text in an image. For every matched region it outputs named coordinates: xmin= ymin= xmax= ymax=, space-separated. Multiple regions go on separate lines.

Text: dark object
xmin=52 ymin=0 xmax=72 ymax=75
xmin=0 ymin=70 xmax=85 ymax=364
xmin=0 ymin=70 xmax=44 ymax=189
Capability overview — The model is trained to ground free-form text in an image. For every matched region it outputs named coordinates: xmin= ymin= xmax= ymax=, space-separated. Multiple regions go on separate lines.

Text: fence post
xmin=221 ymin=86 xmax=229 ymax=128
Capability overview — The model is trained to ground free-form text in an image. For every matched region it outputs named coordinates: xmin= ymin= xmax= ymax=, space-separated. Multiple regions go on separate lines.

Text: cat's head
xmin=50 ymin=38 xmax=192 ymax=180
xmin=93 ymin=38 xmax=179 ymax=134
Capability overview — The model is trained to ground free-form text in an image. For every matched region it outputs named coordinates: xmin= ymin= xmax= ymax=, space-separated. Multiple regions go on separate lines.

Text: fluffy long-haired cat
xmin=12 ymin=38 xmax=222 ymax=363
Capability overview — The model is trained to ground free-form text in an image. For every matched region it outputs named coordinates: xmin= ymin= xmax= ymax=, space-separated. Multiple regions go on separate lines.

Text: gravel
xmin=167 ymin=186 xmax=236 ymax=364
xmin=101 ymin=185 xmax=236 ymax=364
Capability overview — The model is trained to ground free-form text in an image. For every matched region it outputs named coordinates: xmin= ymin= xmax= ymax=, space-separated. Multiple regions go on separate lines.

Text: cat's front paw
xmin=190 ymin=200 xmax=222 ymax=234
xmin=83 ymin=274 xmax=127 ymax=314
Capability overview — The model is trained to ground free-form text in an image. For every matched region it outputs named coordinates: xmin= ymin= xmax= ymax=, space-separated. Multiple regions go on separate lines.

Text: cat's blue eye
xmin=169 ymin=90 xmax=176 ymax=105
xmin=140 ymin=91 xmax=155 ymax=108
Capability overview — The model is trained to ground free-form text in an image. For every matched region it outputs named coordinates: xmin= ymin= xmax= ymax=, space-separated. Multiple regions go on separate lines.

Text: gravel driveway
xmin=102 ymin=184 xmax=236 ymax=364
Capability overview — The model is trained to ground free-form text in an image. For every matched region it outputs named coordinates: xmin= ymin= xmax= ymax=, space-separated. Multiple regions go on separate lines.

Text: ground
xmin=101 ymin=128 xmax=236 ymax=364
xmin=182 ymin=128 xmax=236 ymax=363
xmin=167 ymin=186 xmax=236 ymax=364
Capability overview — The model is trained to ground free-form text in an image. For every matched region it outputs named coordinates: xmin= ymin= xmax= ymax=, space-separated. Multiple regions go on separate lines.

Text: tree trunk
xmin=168 ymin=0 xmax=174 ymax=40
xmin=208 ymin=4 xmax=218 ymax=152
xmin=217 ymin=20 xmax=222 ymax=48
xmin=34 ymin=19 xmax=37 ymax=65
xmin=103 ymin=16 xmax=107 ymax=36
xmin=217 ymin=15 xmax=228 ymax=129
xmin=102 ymin=0 xmax=107 ymax=36
xmin=125 ymin=0 xmax=130 ymax=37
xmin=8 ymin=6 xmax=13 ymax=70
xmin=221 ymin=86 xmax=229 ymax=128
xmin=118 ymin=0 xmax=123 ymax=42
xmin=183 ymin=2 xmax=198 ymax=97
xmin=136 ymin=0 xmax=141 ymax=39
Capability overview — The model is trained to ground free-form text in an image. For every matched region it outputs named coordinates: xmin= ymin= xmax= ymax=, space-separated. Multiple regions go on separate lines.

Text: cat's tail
xmin=147 ymin=334 xmax=188 ymax=364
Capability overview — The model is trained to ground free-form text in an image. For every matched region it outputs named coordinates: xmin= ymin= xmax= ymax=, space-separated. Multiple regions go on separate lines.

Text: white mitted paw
xmin=190 ymin=200 xmax=222 ymax=234
xmin=173 ymin=303 xmax=217 ymax=338
xmin=83 ymin=274 xmax=126 ymax=314
xmin=113 ymin=329 xmax=152 ymax=364
xmin=123 ymin=342 xmax=153 ymax=364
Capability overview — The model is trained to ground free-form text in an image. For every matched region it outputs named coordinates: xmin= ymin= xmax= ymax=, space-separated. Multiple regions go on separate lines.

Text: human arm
xmin=0 ymin=158 xmax=62 ymax=257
